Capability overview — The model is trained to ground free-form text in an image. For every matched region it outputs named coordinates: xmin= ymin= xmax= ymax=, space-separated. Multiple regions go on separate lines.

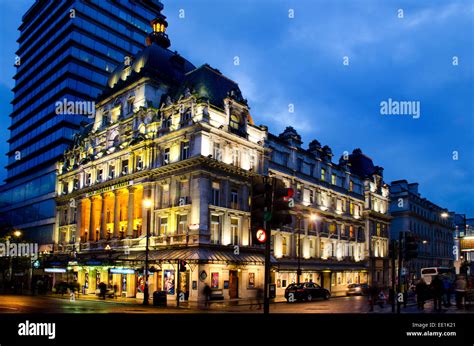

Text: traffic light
xmin=251 ymin=176 xmax=272 ymax=245
xmin=271 ymin=178 xmax=294 ymax=229
xmin=179 ymin=260 xmax=187 ymax=272
xmin=404 ymin=233 xmax=418 ymax=260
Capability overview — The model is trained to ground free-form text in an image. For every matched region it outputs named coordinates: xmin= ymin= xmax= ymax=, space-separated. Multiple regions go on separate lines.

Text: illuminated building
xmin=51 ymin=4 xmax=391 ymax=302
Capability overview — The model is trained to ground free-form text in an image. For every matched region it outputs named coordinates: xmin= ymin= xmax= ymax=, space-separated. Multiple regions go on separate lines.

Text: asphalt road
xmin=0 ymin=294 xmax=469 ymax=314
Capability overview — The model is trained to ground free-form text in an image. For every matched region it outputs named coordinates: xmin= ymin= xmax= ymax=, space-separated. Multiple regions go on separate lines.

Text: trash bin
xmin=153 ymin=291 xmax=167 ymax=307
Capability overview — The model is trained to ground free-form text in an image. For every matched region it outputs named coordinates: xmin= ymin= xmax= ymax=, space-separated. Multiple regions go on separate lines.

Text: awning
xmin=135 ymin=247 xmax=277 ymax=265
xmin=276 ymin=259 xmax=368 ymax=272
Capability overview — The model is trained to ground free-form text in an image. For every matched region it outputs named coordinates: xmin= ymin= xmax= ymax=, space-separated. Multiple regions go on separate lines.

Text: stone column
xmin=100 ymin=194 xmax=106 ymax=240
xmin=75 ymin=199 xmax=82 ymax=243
xmin=113 ymin=191 xmax=120 ymax=239
xmin=127 ymin=187 xmax=135 ymax=238
xmin=89 ymin=197 xmax=95 ymax=241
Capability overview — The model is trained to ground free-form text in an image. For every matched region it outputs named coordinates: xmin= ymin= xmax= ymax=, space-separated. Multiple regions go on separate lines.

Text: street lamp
xmin=142 ymin=199 xmax=153 ymax=305
xmin=13 ymin=230 xmax=22 ymax=238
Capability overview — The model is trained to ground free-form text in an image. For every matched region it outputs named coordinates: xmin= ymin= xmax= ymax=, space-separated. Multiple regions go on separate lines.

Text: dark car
xmin=346 ymin=283 xmax=369 ymax=296
xmin=284 ymin=282 xmax=330 ymax=302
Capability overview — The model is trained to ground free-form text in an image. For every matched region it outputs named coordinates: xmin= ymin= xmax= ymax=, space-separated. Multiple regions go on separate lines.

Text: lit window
xmin=230 ymin=218 xmax=239 ymax=245
xmin=321 ymin=168 xmax=326 ymax=181
xmin=177 ymin=214 xmax=188 ymax=234
xmin=210 ymin=215 xmax=220 ymax=244
xmin=161 ymin=184 xmax=169 ymax=207
xmin=349 ymin=180 xmax=353 ymax=192
xmin=331 ymin=174 xmax=336 ymax=185
xmin=282 ymin=237 xmax=287 ymax=255
xmin=159 ymin=217 xmax=168 ymax=236
xmin=230 ymin=114 xmax=241 ymax=130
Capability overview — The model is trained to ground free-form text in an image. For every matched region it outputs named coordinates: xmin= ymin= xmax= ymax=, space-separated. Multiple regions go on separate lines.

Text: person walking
xmin=252 ymin=286 xmax=263 ymax=310
xmin=368 ymin=284 xmax=379 ymax=312
xmin=430 ymin=275 xmax=444 ymax=312
xmin=203 ymin=284 xmax=211 ymax=308
xmin=442 ymin=276 xmax=452 ymax=307
xmin=415 ymin=279 xmax=428 ymax=310
xmin=98 ymin=282 xmax=107 ymax=300
xmin=454 ymin=275 xmax=467 ymax=308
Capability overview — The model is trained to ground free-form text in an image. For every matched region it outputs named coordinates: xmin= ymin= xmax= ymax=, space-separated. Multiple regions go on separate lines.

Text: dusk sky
xmin=0 ymin=0 xmax=472 ymax=215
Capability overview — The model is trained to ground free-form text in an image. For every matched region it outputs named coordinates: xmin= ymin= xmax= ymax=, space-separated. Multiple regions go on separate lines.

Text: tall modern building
xmin=389 ymin=180 xmax=455 ymax=278
xmin=0 ymin=0 xmax=165 ymax=245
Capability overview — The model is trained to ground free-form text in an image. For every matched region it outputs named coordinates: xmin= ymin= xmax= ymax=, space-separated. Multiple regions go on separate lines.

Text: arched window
xmin=230 ymin=113 xmax=241 ymax=130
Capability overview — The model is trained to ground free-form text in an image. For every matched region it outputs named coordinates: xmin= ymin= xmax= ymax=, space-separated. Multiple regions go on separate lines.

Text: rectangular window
xmin=213 ymin=143 xmax=222 ymax=161
xmin=97 ymin=169 xmax=103 ymax=182
xmin=178 ymin=180 xmax=189 ymax=205
xmin=309 ymin=189 xmax=314 ymax=204
xmin=331 ymin=174 xmax=336 ymax=185
xmin=163 ymin=148 xmax=170 ymax=165
xmin=177 ymin=214 xmax=188 ymax=234
xmin=349 ymin=180 xmax=353 ymax=192
xmin=231 ymin=189 xmax=238 ymax=209
xmin=350 ymin=202 xmax=354 ymax=215
xmin=349 ymin=226 xmax=354 ymax=238
xmin=181 ymin=142 xmax=190 ymax=160
xmin=282 ymin=237 xmax=287 ymax=255
xmin=86 ymin=173 xmax=92 ymax=186
xmin=232 ymin=149 xmax=240 ymax=166
xmin=126 ymin=99 xmax=134 ymax=114
xmin=211 ymin=182 xmax=220 ymax=206
xmin=109 ymin=165 xmax=115 ymax=179
xmin=210 ymin=215 xmax=220 ymax=244
xmin=122 ymin=159 xmax=129 ymax=175
xmin=249 ymin=153 xmax=256 ymax=170
xmin=159 ymin=217 xmax=168 ymax=236
xmin=230 ymin=218 xmax=239 ymax=245
xmin=161 ymin=184 xmax=170 ymax=207
xmin=136 ymin=155 xmax=143 ymax=171
xmin=321 ymin=168 xmax=326 ymax=181
xmin=376 ymin=223 xmax=381 ymax=236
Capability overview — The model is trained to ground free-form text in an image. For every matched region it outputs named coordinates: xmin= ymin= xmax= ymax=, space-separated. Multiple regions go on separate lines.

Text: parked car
xmin=285 ymin=282 xmax=330 ymax=302
xmin=346 ymin=283 xmax=369 ymax=296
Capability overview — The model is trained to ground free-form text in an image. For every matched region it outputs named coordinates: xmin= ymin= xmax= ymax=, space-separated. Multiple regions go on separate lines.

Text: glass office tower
xmin=0 ymin=0 xmax=164 ymax=245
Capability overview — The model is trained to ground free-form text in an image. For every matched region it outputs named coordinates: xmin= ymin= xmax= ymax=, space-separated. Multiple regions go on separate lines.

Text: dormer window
xmin=230 ymin=113 xmax=241 ymax=130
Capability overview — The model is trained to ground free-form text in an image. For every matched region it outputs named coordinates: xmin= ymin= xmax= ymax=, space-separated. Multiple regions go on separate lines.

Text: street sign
xmin=256 ymin=229 xmax=267 ymax=243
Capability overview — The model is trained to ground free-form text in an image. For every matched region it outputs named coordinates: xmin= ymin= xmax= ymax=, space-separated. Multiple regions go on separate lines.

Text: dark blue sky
xmin=0 ymin=0 xmax=472 ymax=215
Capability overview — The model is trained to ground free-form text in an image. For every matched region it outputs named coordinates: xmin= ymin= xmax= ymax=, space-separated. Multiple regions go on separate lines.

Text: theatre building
xmin=51 ymin=5 xmax=391 ymax=302
xmin=53 ymin=11 xmax=268 ymax=302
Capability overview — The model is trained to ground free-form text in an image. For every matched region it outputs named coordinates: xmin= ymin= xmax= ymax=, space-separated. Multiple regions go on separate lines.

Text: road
xmin=0 ymin=294 xmax=469 ymax=314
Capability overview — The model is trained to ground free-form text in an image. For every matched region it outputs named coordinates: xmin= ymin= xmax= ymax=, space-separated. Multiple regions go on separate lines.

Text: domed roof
xmin=104 ymin=43 xmax=195 ymax=98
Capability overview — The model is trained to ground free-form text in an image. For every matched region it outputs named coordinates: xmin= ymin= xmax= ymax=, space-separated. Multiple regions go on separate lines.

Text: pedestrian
xmin=113 ymin=284 xmax=118 ymax=299
xmin=442 ymin=276 xmax=452 ymax=307
xmin=98 ymin=282 xmax=107 ymax=300
xmin=454 ymin=275 xmax=467 ymax=308
xmin=415 ymin=279 xmax=428 ymax=310
xmin=69 ymin=288 xmax=76 ymax=302
xmin=368 ymin=284 xmax=379 ymax=312
xmin=203 ymin=284 xmax=211 ymax=308
xmin=430 ymin=275 xmax=443 ymax=312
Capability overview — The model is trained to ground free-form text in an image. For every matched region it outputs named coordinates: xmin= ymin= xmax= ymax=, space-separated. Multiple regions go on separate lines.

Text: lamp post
xmin=442 ymin=212 xmax=468 ymax=273
xmin=143 ymin=199 xmax=152 ymax=305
